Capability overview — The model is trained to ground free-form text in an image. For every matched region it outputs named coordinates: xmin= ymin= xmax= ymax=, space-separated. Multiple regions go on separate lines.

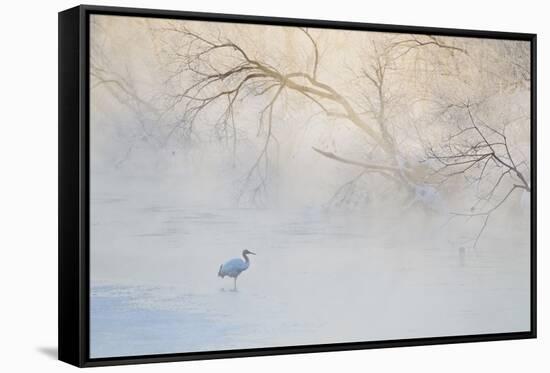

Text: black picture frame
xmin=59 ymin=4 xmax=537 ymax=367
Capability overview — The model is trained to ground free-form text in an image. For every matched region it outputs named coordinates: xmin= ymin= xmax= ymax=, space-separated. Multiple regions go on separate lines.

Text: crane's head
xmin=243 ymin=249 xmax=256 ymax=255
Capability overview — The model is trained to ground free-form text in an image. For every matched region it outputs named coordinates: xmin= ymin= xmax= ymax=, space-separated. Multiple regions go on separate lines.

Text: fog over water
xmin=89 ymin=15 xmax=531 ymax=357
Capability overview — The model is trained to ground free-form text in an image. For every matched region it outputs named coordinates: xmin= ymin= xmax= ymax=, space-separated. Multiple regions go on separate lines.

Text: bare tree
xmin=426 ymin=101 xmax=530 ymax=247
xmin=90 ymin=18 xmax=530 ymax=239
xmin=149 ymin=22 xmax=473 ymax=204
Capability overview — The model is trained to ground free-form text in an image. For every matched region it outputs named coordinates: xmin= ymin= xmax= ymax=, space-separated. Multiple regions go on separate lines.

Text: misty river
xmin=85 ymin=14 xmax=533 ymax=359
xmin=89 ymin=192 xmax=530 ymax=358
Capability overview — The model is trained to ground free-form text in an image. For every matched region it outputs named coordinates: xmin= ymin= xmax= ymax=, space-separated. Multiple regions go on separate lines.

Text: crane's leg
xmin=233 ymin=277 xmax=237 ymax=292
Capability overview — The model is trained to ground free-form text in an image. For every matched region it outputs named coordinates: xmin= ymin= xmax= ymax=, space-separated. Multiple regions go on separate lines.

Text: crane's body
xmin=218 ymin=250 xmax=255 ymax=291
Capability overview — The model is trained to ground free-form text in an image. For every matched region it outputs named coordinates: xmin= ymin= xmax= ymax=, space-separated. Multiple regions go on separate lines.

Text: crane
xmin=218 ymin=250 xmax=256 ymax=291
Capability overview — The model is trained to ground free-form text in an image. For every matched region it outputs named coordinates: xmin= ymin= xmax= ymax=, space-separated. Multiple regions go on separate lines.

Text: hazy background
xmin=89 ymin=15 xmax=531 ymax=358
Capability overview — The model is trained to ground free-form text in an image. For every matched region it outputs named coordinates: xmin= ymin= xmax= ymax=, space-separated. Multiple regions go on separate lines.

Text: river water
xmin=89 ymin=193 xmax=530 ymax=358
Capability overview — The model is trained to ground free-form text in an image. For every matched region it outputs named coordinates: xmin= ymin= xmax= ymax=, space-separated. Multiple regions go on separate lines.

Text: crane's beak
xmin=249 ymin=251 xmax=256 ymax=255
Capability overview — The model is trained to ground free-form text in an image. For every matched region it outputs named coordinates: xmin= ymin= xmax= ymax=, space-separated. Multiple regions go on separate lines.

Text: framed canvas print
xmin=58 ymin=5 xmax=537 ymax=367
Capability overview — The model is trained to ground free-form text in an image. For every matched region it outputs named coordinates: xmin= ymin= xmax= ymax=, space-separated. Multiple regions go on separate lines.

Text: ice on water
xmin=90 ymin=194 xmax=530 ymax=358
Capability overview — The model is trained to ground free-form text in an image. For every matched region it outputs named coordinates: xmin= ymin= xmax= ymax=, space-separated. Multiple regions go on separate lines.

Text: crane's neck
xmin=242 ymin=252 xmax=250 ymax=264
